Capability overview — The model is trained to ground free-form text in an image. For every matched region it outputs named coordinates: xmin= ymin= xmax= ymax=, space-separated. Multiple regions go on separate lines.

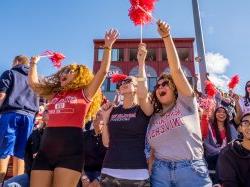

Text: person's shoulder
xmin=0 ymin=69 xmax=12 ymax=77
xmin=220 ymin=140 xmax=237 ymax=158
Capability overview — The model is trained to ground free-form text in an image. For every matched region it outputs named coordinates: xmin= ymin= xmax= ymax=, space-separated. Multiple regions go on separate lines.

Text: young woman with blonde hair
xmin=28 ymin=29 xmax=119 ymax=187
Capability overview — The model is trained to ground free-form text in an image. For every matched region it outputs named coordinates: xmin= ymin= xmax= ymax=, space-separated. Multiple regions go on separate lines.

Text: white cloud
xmin=205 ymin=52 xmax=230 ymax=74
xmin=208 ymin=74 xmax=230 ymax=91
xmin=196 ymin=52 xmax=231 ymax=91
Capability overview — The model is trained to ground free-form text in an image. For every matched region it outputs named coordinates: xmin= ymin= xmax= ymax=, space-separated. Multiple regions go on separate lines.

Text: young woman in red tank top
xmin=28 ymin=29 xmax=119 ymax=187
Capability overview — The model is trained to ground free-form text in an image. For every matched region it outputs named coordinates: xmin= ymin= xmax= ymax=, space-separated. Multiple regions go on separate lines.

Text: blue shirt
xmin=0 ymin=64 xmax=39 ymax=115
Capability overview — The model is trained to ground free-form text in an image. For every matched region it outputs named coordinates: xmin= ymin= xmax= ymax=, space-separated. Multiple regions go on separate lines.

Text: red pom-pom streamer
xmin=111 ymin=74 xmax=128 ymax=83
xmin=128 ymin=0 xmax=157 ymax=25
xmin=228 ymin=75 xmax=240 ymax=90
xmin=41 ymin=50 xmax=65 ymax=68
xmin=205 ymin=80 xmax=217 ymax=97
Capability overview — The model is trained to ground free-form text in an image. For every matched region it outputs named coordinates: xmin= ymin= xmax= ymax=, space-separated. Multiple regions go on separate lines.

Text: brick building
xmin=93 ymin=38 xmax=196 ymax=100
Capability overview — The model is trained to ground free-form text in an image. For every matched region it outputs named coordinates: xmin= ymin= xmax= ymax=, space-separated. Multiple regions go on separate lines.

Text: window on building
xmin=148 ymin=77 xmax=157 ymax=92
xmin=112 ymin=48 xmax=124 ymax=61
xmin=162 ymin=48 xmax=167 ymax=61
xmin=98 ymin=48 xmax=124 ymax=62
xmin=129 ymin=48 xmax=137 ymax=61
xmin=98 ymin=49 xmax=104 ymax=61
xmin=101 ymin=79 xmax=108 ymax=92
xmin=109 ymin=79 xmax=117 ymax=91
xmin=102 ymin=78 xmax=117 ymax=92
xmin=146 ymin=48 xmax=156 ymax=61
xmin=177 ymin=48 xmax=190 ymax=62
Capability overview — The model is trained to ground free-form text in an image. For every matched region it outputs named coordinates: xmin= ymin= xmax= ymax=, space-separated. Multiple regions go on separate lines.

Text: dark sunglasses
xmin=155 ymin=80 xmax=169 ymax=90
xmin=60 ymin=68 xmax=77 ymax=76
xmin=117 ymin=78 xmax=133 ymax=88
xmin=246 ymin=84 xmax=250 ymax=88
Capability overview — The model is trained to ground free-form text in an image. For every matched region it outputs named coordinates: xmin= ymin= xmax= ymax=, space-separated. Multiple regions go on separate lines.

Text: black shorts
xmin=32 ymin=127 xmax=84 ymax=172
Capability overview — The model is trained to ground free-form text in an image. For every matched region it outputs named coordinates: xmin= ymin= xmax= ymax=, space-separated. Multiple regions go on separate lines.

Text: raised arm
xmin=157 ymin=20 xmax=193 ymax=97
xmin=28 ymin=56 xmax=42 ymax=92
xmin=233 ymin=94 xmax=243 ymax=125
xmin=101 ymin=102 xmax=113 ymax=147
xmin=136 ymin=43 xmax=153 ymax=116
xmin=85 ymin=29 xmax=119 ymax=99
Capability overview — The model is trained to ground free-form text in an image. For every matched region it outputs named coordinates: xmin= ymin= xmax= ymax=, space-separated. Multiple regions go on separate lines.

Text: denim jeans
xmin=100 ymin=174 xmax=150 ymax=187
xmin=3 ymin=173 xmax=29 ymax=187
xmin=85 ymin=171 xmax=101 ymax=182
xmin=151 ymin=159 xmax=212 ymax=187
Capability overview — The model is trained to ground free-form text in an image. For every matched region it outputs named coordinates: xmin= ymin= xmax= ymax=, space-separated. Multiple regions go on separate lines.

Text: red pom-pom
xmin=111 ymin=74 xmax=128 ymax=83
xmin=129 ymin=0 xmax=157 ymax=25
xmin=205 ymin=80 xmax=217 ymax=97
xmin=42 ymin=50 xmax=65 ymax=68
xmin=228 ymin=75 xmax=240 ymax=89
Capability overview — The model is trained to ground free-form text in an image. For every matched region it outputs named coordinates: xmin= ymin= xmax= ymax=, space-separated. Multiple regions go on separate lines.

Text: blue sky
xmin=0 ymin=0 xmax=249 ymax=94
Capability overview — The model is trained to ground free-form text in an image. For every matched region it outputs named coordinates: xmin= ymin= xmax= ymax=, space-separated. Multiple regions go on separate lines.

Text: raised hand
xmin=104 ymin=29 xmax=119 ymax=48
xmin=157 ymin=19 xmax=171 ymax=38
xmin=100 ymin=101 xmax=114 ymax=126
xmin=137 ymin=43 xmax=147 ymax=65
xmin=30 ymin=56 xmax=40 ymax=65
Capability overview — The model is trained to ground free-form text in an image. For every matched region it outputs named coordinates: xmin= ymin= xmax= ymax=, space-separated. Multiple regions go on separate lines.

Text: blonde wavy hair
xmin=32 ymin=64 xmax=103 ymax=122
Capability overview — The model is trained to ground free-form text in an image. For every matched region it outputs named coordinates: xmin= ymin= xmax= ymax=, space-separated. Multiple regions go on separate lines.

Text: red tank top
xmin=47 ymin=89 xmax=91 ymax=128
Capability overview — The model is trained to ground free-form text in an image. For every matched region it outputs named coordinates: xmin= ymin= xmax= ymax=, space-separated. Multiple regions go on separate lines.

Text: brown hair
xmin=212 ymin=107 xmax=231 ymax=145
xmin=151 ymin=73 xmax=178 ymax=113
xmin=13 ymin=55 xmax=29 ymax=66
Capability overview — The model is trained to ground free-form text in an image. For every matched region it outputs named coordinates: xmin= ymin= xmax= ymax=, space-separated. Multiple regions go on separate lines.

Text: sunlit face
xmin=59 ymin=68 xmax=77 ymax=87
xmin=215 ymin=107 xmax=227 ymax=123
xmin=118 ymin=78 xmax=136 ymax=95
xmin=239 ymin=115 xmax=250 ymax=140
xmin=155 ymin=79 xmax=175 ymax=105
xmin=246 ymin=82 xmax=250 ymax=94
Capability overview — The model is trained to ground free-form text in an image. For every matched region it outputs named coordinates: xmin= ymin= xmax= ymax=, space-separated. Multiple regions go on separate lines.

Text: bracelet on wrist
xmin=103 ymin=46 xmax=111 ymax=51
xmin=162 ymin=34 xmax=170 ymax=39
xmin=30 ymin=62 xmax=37 ymax=66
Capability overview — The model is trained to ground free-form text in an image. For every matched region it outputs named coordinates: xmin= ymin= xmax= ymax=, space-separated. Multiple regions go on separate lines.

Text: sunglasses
xmin=240 ymin=120 xmax=250 ymax=128
xmin=155 ymin=80 xmax=170 ymax=90
xmin=117 ymin=78 xmax=133 ymax=88
xmin=60 ymin=68 xmax=77 ymax=76
xmin=246 ymin=85 xmax=250 ymax=88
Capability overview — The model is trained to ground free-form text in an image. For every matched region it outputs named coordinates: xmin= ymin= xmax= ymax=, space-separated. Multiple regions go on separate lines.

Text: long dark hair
xmin=151 ymin=73 xmax=178 ymax=113
xmin=244 ymin=81 xmax=250 ymax=106
xmin=212 ymin=107 xmax=231 ymax=145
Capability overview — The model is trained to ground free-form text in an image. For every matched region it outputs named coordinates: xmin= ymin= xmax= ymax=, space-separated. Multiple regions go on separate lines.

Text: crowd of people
xmin=0 ymin=20 xmax=250 ymax=187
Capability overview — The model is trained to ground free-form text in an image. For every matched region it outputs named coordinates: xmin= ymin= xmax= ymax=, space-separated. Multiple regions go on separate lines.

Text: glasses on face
xmin=240 ymin=120 xmax=250 ymax=128
xmin=246 ymin=84 xmax=250 ymax=88
xmin=155 ymin=80 xmax=169 ymax=90
xmin=117 ymin=78 xmax=133 ymax=88
xmin=60 ymin=69 xmax=77 ymax=76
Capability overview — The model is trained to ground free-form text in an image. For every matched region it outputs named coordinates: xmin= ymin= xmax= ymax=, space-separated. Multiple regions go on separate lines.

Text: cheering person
xmin=28 ymin=29 xmax=119 ymax=187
